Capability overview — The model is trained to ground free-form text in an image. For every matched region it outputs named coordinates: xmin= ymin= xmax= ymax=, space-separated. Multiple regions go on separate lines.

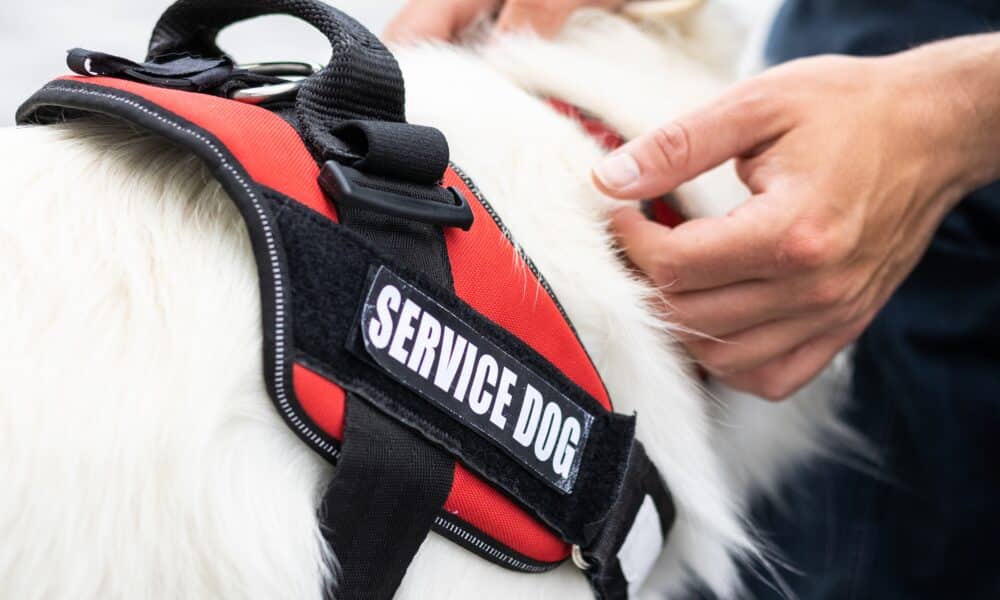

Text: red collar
xmin=546 ymin=98 xmax=684 ymax=227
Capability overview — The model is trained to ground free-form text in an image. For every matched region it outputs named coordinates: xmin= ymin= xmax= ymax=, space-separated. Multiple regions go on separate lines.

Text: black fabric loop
xmin=146 ymin=0 xmax=449 ymax=184
xmin=330 ymin=120 xmax=450 ymax=186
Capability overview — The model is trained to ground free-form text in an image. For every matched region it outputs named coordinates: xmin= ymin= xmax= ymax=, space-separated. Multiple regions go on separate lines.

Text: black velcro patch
xmin=360 ymin=266 xmax=594 ymax=494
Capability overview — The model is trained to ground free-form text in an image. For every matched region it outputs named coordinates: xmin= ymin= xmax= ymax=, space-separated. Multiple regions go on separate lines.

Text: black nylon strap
xmin=320 ymin=95 xmax=459 ymax=596
xmin=317 ymin=191 xmax=458 ymax=599
xmin=337 ymin=208 xmax=454 ymax=287
xmin=321 ymin=396 xmax=454 ymax=600
xmin=65 ymin=48 xmax=286 ymax=96
xmin=145 ymin=0 xmax=449 ymax=183
xmin=580 ymin=441 xmax=675 ymax=600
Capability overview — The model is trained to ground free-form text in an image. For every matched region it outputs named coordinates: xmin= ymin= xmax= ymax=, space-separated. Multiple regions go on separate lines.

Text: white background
xmin=0 ymin=1 xmax=775 ymax=125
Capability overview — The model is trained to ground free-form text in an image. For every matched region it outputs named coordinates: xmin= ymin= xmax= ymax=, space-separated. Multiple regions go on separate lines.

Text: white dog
xmin=0 ymin=4 xmax=857 ymax=599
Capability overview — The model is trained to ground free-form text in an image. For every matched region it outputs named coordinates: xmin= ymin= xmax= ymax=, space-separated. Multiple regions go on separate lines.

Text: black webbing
xmin=305 ymin=40 xmax=461 ymax=591
xmin=64 ymin=48 xmax=286 ymax=95
xmin=145 ymin=0 xmax=449 ymax=183
xmin=580 ymin=441 xmax=675 ymax=600
xmin=320 ymin=397 xmax=453 ymax=600
xmin=336 ymin=209 xmax=453 ymax=287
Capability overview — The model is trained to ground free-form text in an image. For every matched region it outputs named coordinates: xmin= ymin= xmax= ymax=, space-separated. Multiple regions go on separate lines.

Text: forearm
xmin=888 ymin=33 xmax=1000 ymax=198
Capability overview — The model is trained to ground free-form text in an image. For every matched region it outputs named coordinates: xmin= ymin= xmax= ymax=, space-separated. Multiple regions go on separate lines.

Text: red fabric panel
xmin=445 ymin=464 xmax=569 ymax=562
xmin=442 ymin=169 xmax=611 ymax=411
xmin=62 ymin=76 xmax=337 ymax=222
xmin=294 ymin=363 xmax=346 ymax=439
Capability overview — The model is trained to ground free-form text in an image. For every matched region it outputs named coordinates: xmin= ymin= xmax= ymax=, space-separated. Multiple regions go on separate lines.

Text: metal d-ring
xmin=230 ymin=61 xmax=323 ymax=104
xmin=571 ymin=545 xmax=592 ymax=571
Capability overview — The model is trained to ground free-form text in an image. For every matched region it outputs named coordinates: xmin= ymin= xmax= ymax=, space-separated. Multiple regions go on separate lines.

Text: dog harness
xmin=17 ymin=2 xmax=677 ymax=598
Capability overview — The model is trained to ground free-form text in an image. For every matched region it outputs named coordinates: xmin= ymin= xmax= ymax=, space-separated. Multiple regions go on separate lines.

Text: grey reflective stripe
xmin=433 ymin=516 xmax=559 ymax=573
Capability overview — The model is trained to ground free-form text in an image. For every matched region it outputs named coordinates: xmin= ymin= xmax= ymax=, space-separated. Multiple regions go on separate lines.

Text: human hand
xmin=595 ymin=37 xmax=1000 ymax=399
xmin=384 ymin=0 xmax=626 ymax=42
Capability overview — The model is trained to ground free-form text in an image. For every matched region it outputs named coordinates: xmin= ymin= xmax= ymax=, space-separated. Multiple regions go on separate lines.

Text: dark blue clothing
xmin=738 ymin=2 xmax=1000 ymax=598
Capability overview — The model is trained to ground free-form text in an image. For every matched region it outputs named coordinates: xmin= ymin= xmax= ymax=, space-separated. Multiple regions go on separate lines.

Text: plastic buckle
xmin=319 ymin=162 xmax=474 ymax=231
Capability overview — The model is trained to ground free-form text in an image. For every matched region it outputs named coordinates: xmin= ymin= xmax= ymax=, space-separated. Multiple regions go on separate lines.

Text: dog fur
xmin=0 ymin=7 xmax=853 ymax=599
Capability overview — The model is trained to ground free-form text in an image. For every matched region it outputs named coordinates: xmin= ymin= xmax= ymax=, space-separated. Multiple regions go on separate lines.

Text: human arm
xmin=595 ymin=34 xmax=1000 ymax=399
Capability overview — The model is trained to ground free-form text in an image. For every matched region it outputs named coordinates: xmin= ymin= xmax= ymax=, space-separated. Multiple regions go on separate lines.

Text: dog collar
xmin=546 ymin=98 xmax=685 ymax=228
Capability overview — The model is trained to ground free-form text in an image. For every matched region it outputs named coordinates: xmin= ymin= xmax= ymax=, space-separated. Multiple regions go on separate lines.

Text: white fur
xmin=0 ymin=8 xmax=852 ymax=600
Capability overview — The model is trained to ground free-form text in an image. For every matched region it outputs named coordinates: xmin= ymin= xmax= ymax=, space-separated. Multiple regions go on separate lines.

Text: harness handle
xmin=147 ymin=0 xmax=449 ymax=185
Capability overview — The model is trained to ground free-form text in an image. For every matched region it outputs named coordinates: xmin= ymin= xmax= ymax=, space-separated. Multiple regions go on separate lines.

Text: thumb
xmin=593 ymin=84 xmax=784 ymax=199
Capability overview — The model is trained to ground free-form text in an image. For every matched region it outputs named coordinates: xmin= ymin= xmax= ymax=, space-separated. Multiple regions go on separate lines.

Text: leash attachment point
xmin=229 ymin=61 xmax=321 ymax=104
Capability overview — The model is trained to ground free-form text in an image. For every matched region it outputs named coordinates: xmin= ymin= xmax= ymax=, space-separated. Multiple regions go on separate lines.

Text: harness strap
xmin=580 ymin=441 xmax=675 ymax=599
xmin=320 ymin=134 xmax=461 ymax=599
xmin=321 ymin=396 xmax=453 ymax=600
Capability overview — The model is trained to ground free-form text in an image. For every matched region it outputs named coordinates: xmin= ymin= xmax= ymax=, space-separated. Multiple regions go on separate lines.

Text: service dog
xmin=0 ymin=3 xmax=857 ymax=598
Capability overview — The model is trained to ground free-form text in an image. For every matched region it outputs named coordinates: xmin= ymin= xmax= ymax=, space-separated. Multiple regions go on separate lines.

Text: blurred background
xmin=0 ymin=1 xmax=776 ymax=125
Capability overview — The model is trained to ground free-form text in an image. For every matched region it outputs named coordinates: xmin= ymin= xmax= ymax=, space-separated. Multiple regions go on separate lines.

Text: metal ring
xmin=238 ymin=61 xmax=321 ymax=77
xmin=571 ymin=545 xmax=592 ymax=571
xmin=230 ymin=61 xmax=322 ymax=104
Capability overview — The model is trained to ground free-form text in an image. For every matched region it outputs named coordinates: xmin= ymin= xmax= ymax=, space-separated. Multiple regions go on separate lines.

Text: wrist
xmin=889 ymin=35 xmax=1000 ymax=203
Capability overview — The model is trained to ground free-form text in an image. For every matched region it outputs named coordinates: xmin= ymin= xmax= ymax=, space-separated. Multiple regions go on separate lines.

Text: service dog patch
xmin=360 ymin=266 xmax=593 ymax=494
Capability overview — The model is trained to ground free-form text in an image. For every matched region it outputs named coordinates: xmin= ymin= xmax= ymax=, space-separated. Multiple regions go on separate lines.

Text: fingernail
xmin=594 ymin=152 xmax=640 ymax=191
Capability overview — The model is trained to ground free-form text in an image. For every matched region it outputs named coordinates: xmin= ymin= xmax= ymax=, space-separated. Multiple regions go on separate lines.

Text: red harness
xmin=18 ymin=2 xmax=678 ymax=598
xmin=42 ymin=73 xmax=605 ymax=565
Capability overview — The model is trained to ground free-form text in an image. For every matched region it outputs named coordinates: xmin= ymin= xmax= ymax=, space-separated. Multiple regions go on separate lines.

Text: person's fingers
xmin=719 ymin=310 xmax=874 ymax=400
xmin=610 ymin=199 xmax=792 ymax=292
xmin=593 ymin=81 xmax=790 ymax=199
xmin=662 ymin=280 xmax=793 ymax=339
xmin=384 ymin=0 xmax=497 ymax=42
xmin=383 ymin=18 xmax=452 ymax=44
xmin=496 ymin=0 xmax=575 ymax=37
xmin=685 ymin=311 xmax=843 ymax=377
xmin=384 ymin=1 xmax=456 ymax=42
